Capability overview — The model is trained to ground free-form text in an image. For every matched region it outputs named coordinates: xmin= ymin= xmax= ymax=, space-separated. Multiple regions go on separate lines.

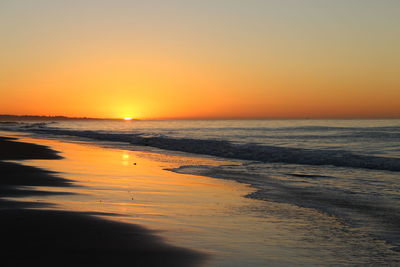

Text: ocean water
xmin=1 ymin=119 xmax=400 ymax=264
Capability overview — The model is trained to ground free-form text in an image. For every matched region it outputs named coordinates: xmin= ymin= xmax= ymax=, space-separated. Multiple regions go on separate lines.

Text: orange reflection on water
xmin=5 ymin=134 xmax=380 ymax=265
xmin=4 ymin=133 xmax=400 ymax=266
xmin=11 ymin=136 xmax=253 ymax=229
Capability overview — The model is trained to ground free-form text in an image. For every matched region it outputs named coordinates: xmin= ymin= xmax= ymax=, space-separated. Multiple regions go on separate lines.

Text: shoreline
xmin=0 ymin=136 xmax=206 ymax=267
xmin=2 ymin=132 xmax=400 ymax=266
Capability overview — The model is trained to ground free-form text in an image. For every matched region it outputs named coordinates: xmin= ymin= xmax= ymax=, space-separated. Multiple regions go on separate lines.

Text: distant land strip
xmin=0 ymin=115 xmax=133 ymax=121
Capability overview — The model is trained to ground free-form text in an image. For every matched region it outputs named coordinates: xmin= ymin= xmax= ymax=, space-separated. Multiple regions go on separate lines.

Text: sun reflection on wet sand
xmin=6 ymin=135 xmax=278 ymax=264
xmin=121 ymin=152 xmax=130 ymax=166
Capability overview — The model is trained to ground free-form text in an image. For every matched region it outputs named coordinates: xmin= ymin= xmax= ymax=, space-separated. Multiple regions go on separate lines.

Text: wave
xmin=254 ymin=132 xmax=400 ymax=140
xmin=7 ymin=126 xmax=399 ymax=172
xmin=174 ymin=125 xmax=400 ymax=132
xmin=168 ymin=163 xmax=400 ymax=251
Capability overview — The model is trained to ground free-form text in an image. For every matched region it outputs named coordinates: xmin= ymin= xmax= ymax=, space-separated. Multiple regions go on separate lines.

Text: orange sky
xmin=1 ymin=1 xmax=399 ymax=119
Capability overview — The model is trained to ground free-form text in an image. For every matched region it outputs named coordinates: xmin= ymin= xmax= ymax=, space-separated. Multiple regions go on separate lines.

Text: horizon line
xmin=1 ymin=114 xmax=400 ymax=121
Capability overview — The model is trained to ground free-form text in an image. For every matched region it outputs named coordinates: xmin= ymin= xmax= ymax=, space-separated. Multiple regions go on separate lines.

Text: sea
xmin=1 ymin=119 xmax=400 ymax=265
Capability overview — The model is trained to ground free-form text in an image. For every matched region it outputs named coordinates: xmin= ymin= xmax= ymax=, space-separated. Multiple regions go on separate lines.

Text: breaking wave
xmin=2 ymin=123 xmax=398 ymax=172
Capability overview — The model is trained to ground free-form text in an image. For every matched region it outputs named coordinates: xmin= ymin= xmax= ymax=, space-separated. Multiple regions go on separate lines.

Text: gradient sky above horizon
xmin=1 ymin=0 xmax=399 ymax=119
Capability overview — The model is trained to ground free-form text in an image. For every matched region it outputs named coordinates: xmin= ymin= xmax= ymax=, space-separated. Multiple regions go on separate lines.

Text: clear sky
xmin=1 ymin=0 xmax=399 ymax=119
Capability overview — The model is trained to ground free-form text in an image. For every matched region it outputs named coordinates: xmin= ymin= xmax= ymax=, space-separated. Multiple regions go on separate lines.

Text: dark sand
xmin=0 ymin=136 xmax=206 ymax=267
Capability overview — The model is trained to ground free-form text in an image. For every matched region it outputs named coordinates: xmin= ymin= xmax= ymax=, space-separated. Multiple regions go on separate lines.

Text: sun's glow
xmin=1 ymin=1 xmax=399 ymax=119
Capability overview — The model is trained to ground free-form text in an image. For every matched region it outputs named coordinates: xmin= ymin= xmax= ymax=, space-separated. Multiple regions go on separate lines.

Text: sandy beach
xmin=0 ymin=135 xmax=206 ymax=267
xmin=2 ymin=131 xmax=400 ymax=266
xmin=0 ymin=133 xmax=270 ymax=266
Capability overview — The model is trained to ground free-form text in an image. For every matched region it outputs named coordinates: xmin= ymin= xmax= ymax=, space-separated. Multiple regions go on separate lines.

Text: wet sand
xmin=3 ymin=133 xmax=399 ymax=266
xmin=0 ymin=136 xmax=205 ymax=267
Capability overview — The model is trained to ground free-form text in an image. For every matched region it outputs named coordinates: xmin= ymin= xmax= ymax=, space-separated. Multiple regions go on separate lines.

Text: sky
xmin=1 ymin=0 xmax=399 ymax=119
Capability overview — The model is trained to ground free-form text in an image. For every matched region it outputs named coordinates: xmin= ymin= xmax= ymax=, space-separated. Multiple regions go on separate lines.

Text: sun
xmin=123 ymin=117 xmax=133 ymax=121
